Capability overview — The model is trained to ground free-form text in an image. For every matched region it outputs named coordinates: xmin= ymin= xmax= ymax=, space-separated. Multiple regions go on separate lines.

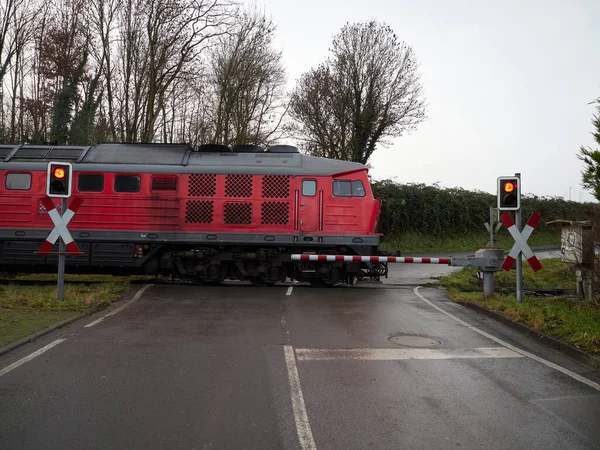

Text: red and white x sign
xmin=500 ymin=212 xmax=542 ymax=272
xmin=38 ymin=196 xmax=83 ymax=257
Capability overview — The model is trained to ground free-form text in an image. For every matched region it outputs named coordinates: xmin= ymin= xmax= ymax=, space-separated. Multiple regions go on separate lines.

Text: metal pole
xmin=515 ymin=173 xmax=522 ymax=304
xmin=489 ymin=206 xmax=494 ymax=247
xmin=483 ymin=270 xmax=494 ymax=297
xmin=57 ymin=197 xmax=67 ymax=301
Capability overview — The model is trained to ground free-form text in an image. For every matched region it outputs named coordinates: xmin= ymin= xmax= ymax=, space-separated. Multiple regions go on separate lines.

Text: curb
xmin=456 ymin=300 xmax=600 ymax=371
xmin=0 ymin=304 xmax=103 ymax=358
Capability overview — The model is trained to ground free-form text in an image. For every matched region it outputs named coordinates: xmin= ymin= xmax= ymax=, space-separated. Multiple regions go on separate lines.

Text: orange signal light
xmin=503 ymin=181 xmax=515 ymax=193
xmin=53 ymin=167 xmax=66 ymax=179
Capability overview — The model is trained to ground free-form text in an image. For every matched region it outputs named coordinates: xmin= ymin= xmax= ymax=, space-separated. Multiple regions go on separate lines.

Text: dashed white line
xmin=284 ymin=345 xmax=317 ymax=450
xmin=85 ymin=284 xmax=153 ymax=328
xmin=286 ymin=286 xmax=293 ymax=296
xmin=295 ymin=347 xmax=523 ymax=361
xmin=0 ymin=339 xmax=66 ymax=378
xmin=414 ymin=287 xmax=600 ymax=392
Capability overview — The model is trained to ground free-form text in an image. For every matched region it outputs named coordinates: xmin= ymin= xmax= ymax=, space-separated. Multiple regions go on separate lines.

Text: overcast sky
xmin=255 ymin=0 xmax=600 ymax=202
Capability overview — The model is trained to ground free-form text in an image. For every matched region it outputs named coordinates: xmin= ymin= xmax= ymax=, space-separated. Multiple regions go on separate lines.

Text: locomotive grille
xmin=261 ymin=175 xmax=290 ymax=198
xmin=225 ymin=174 xmax=253 ymax=198
xmin=188 ymin=174 xmax=216 ymax=197
xmin=224 ymin=202 xmax=252 ymax=224
xmin=38 ymin=200 xmax=61 ymax=215
xmin=261 ymin=202 xmax=289 ymax=225
xmin=185 ymin=200 xmax=213 ymax=223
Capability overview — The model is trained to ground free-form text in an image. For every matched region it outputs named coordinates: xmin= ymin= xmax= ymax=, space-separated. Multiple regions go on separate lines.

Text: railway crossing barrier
xmin=291 ymin=251 xmax=504 ymax=295
xmin=291 ymin=253 xmax=502 ymax=270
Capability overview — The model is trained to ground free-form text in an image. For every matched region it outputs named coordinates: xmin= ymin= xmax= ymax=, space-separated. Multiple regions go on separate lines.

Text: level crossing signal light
xmin=497 ymin=176 xmax=520 ymax=211
xmin=46 ymin=161 xmax=73 ymax=198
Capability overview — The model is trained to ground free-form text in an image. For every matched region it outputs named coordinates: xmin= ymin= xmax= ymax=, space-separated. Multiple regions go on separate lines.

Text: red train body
xmin=0 ymin=143 xmax=386 ymax=285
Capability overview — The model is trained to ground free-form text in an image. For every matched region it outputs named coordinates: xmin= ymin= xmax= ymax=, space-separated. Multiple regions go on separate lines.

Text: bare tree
xmin=0 ymin=0 xmax=41 ymax=141
xmin=208 ymin=6 xmax=287 ymax=146
xmin=140 ymin=0 xmax=232 ymax=143
xmin=87 ymin=0 xmax=121 ymax=141
xmin=290 ymin=21 xmax=427 ymax=164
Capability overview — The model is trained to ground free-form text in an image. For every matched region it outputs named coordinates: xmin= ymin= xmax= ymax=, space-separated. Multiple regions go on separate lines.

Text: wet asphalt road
xmin=1 ymin=265 xmax=600 ymax=449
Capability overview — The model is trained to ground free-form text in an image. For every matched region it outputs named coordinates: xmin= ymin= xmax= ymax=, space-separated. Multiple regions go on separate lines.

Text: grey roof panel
xmin=82 ymin=143 xmax=191 ymax=165
xmin=0 ymin=143 xmax=367 ymax=176
xmin=187 ymin=152 xmax=364 ymax=175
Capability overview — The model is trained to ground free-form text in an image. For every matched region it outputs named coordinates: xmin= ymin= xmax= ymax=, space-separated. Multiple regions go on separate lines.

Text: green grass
xmin=380 ymin=229 xmax=560 ymax=253
xmin=10 ymin=273 xmax=156 ymax=282
xmin=438 ymin=259 xmax=600 ymax=353
xmin=0 ymin=282 xmax=131 ymax=347
xmin=439 ymin=258 xmax=576 ymax=291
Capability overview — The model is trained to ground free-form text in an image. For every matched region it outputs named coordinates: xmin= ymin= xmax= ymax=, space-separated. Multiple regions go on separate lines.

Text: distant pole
xmin=489 ymin=206 xmax=494 ymax=247
xmin=57 ymin=198 xmax=67 ymax=301
xmin=515 ymin=173 xmax=523 ymax=304
xmin=569 ymin=187 xmax=572 ymax=201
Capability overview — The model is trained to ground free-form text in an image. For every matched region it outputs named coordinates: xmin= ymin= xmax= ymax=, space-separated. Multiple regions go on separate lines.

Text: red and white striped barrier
xmin=291 ymin=254 xmax=450 ymax=264
xmin=500 ymin=212 xmax=542 ymax=272
xmin=38 ymin=196 xmax=83 ymax=256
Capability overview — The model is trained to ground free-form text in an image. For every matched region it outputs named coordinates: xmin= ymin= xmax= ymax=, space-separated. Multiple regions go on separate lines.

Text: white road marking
xmin=0 ymin=339 xmax=66 ymax=378
xmin=283 ymin=345 xmax=317 ymax=450
xmin=414 ymin=287 xmax=600 ymax=392
xmin=286 ymin=286 xmax=293 ymax=296
xmin=295 ymin=347 xmax=523 ymax=361
xmin=85 ymin=284 xmax=153 ymax=328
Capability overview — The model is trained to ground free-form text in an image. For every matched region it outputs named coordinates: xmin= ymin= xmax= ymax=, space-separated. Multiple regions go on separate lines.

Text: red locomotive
xmin=0 ymin=143 xmax=386 ymax=286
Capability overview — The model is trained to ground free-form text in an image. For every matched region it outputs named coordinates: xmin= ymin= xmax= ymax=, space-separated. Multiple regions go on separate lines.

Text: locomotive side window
xmin=352 ymin=180 xmax=366 ymax=197
xmin=6 ymin=173 xmax=31 ymax=190
xmin=302 ymin=180 xmax=316 ymax=196
xmin=332 ymin=180 xmax=351 ymax=197
xmin=115 ymin=175 xmax=141 ymax=192
xmin=78 ymin=174 xmax=104 ymax=192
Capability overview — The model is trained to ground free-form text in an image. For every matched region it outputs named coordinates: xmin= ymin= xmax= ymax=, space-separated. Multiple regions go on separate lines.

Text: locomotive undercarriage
xmin=0 ymin=239 xmax=388 ymax=287
xmin=159 ymin=245 xmax=387 ymax=287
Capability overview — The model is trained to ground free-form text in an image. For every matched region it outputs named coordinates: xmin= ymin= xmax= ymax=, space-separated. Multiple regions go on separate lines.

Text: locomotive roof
xmin=0 ymin=143 xmax=367 ymax=176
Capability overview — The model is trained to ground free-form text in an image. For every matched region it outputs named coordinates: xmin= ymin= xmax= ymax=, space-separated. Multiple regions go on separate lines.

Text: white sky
xmin=254 ymin=0 xmax=600 ymax=202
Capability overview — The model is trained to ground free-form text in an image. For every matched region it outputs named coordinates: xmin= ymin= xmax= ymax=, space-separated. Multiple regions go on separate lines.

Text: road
xmin=1 ymin=258 xmax=599 ymax=449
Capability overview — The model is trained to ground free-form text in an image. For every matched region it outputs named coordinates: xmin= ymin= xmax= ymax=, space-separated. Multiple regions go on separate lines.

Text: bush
xmin=372 ymin=180 xmax=594 ymax=237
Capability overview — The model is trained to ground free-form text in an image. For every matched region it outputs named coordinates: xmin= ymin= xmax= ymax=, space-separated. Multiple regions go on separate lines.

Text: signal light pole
xmin=497 ymin=172 xmax=524 ymax=303
xmin=514 ymin=173 xmax=523 ymax=303
xmin=45 ymin=162 xmax=74 ymax=300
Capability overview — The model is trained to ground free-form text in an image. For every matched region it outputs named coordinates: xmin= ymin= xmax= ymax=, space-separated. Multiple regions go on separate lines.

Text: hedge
xmin=371 ymin=180 xmax=594 ymax=237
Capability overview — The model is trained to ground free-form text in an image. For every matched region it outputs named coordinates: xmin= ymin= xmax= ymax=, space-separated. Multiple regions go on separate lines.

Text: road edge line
xmin=455 ymin=300 xmax=600 ymax=371
xmin=85 ymin=284 xmax=153 ymax=328
xmin=414 ymin=287 xmax=600 ymax=392
xmin=283 ymin=345 xmax=317 ymax=450
xmin=0 ymin=304 xmax=103 ymax=358
xmin=0 ymin=338 xmax=66 ymax=378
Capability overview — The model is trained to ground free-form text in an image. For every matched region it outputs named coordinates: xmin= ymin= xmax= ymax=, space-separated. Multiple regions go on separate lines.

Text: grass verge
xmin=381 ymin=229 xmax=560 ymax=253
xmin=438 ymin=259 xmax=600 ymax=353
xmin=0 ymin=282 xmax=130 ymax=347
